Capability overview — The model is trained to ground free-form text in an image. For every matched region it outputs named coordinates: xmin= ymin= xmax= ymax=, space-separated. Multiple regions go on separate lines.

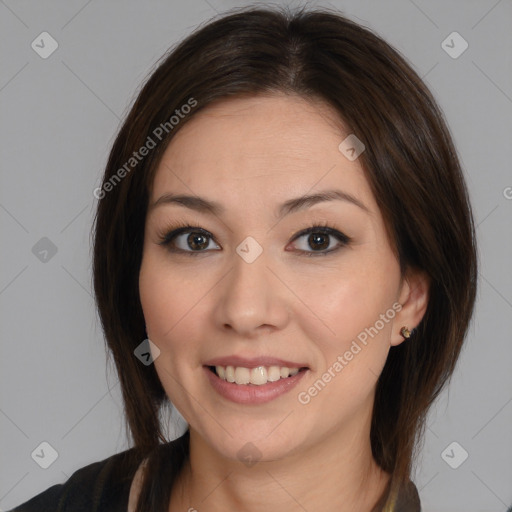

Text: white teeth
xmin=213 ymin=365 xmax=302 ymax=385
xmin=251 ymin=366 xmax=268 ymax=385
xmin=225 ymin=365 xmax=235 ymax=383
xmin=216 ymin=366 xmax=225 ymax=380
xmin=234 ymin=367 xmax=250 ymax=385
xmin=268 ymin=366 xmax=281 ymax=382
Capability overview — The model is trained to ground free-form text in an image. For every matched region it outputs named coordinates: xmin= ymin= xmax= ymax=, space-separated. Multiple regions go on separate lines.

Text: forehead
xmin=150 ymin=94 xmax=375 ymax=213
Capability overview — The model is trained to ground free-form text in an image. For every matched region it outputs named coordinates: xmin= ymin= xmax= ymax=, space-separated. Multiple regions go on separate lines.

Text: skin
xmin=134 ymin=94 xmax=430 ymax=512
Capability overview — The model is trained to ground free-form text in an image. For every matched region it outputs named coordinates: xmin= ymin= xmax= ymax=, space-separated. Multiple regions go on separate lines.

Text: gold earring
xmin=400 ymin=326 xmax=411 ymax=338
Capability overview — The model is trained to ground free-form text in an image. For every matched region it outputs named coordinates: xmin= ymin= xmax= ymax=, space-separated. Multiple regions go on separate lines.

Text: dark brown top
xmin=370 ymin=478 xmax=421 ymax=511
xmin=10 ymin=440 xmax=420 ymax=512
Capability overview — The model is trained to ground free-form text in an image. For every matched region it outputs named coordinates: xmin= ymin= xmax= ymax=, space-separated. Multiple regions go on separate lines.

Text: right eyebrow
xmin=149 ymin=194 xmax=224 ymax=216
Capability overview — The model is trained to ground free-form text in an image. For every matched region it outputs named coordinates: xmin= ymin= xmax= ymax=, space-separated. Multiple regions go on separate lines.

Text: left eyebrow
xmin=277 ymin=189 xmax=370 ymax=219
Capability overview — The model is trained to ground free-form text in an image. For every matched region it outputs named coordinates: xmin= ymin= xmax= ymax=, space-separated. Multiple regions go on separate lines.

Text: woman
xmin=11 ymin=5 xmax=477 ymax=512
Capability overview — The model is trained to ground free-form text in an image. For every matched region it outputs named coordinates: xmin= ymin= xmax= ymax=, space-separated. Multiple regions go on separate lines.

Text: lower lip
xmin=204 ymin=366 xmax=308 ymax=404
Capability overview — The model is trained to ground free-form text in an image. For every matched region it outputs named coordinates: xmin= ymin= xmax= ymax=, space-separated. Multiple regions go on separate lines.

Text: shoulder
xmin=388 ymin=480 xmax=421 ymax=512
xmin=127 ymin=457 xmax=149 ymax=512
xmin=395 ymin=480 xmax=421 ymax=512
xmin=8 ymin=447 xmax=143 ymax=512
xmin=371 ymin=478 xmax=421 ymax=512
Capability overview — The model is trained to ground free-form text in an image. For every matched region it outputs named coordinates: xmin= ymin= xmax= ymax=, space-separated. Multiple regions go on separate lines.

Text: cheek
xmin=139 ymin=250 xmax=204 ymax=343
xmin=139 ymin=253 xmax=206 ymax=419
xmin=292 ymin=274 xmax=398 ymax=422
xmin=290 ymin=253 xmax=400 ymax=371
xmin=139 ymin=256 xmax=194 ymax=396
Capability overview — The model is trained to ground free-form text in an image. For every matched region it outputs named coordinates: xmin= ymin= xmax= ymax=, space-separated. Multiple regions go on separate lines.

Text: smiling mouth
xmin=207 ymin=365 xmax=308 ymax=386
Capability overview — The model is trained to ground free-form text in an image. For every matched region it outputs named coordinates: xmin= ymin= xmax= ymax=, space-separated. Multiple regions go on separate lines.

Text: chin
xmin=220 ymin=435 xmax=302 ymax=465
xmin=189 ymin=415 xmax=312 ymax=466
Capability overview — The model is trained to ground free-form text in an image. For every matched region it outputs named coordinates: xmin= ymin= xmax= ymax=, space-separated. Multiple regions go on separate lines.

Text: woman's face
xmin=139 ymin=94 xmax=418 ymax=463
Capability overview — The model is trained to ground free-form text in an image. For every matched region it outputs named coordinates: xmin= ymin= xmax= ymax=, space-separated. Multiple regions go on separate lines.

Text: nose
xmin=213 ymin=246 xmax=290 ymax=338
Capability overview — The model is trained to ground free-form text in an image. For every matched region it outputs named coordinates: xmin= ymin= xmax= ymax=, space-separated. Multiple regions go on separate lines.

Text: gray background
xmin=1 ymin=0 xmax=511 ymax=510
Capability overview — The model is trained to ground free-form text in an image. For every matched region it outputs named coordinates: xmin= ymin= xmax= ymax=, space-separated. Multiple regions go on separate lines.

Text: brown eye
xmin=159 ymin=226 xmax=220 ymax=254
xmin=291 ymin=226 xmax=350 ymax=256
xmin=307 ymin=232 xmax=330 ymax=251
xmin=186 ymin=232 xmax=210 ymax=251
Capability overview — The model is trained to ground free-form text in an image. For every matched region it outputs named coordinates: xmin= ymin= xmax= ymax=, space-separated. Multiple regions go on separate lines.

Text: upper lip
xmin=203 ymin=355 xmax=309 ymax=369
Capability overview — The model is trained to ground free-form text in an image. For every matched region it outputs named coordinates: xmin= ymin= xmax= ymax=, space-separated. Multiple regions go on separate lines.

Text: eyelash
xmin=156 ymin=220 xmax=351 ymax=257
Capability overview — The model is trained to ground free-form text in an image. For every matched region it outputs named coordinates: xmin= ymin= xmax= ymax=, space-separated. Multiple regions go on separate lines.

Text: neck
xmin=170 ymin=414 xmax=390 ymax=512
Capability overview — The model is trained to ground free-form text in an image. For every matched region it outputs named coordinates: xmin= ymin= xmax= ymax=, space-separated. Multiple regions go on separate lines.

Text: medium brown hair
xmin=92 ymin=6 xmax=477 ymax=510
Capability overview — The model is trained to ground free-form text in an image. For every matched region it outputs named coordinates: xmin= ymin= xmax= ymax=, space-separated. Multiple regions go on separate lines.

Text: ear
xmin=391 ymin=267 xmax=430 ymax=347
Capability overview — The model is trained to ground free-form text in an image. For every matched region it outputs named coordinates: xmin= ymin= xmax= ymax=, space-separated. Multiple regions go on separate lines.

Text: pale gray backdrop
xmin=1 ymin=1 xmax=511 ymax=511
